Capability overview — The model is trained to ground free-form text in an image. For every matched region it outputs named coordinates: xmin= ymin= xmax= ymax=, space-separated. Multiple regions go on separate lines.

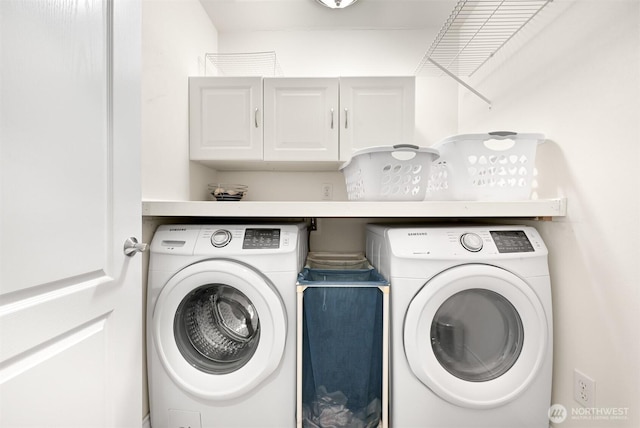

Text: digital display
xmin=490 ymin=230 xmax=534 ymax=253
xmin=243 ymin=228 xmax=281 ymax=249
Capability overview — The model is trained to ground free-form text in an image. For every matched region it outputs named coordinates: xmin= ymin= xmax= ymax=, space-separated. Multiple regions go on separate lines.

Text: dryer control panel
xmin=490 ymin=230 xmax=535 ymax=253
xmin=384 ymin=225 xmax=547 ymax=259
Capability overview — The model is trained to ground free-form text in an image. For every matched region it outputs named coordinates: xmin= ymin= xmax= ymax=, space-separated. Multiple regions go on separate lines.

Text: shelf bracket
xmin=427 ymin=58 xmax=492 ymax=108
xmin=308 ymin=217 xmax=318 ymax=231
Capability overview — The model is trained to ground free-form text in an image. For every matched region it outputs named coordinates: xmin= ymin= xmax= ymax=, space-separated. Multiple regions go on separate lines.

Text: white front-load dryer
xmin=147 ymin=223 xmax=308 ymax=428
xmin=366 ymin=224 xmax=553 ymax=428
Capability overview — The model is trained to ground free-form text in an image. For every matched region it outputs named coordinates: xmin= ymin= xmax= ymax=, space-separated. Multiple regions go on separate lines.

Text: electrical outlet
xmin=574 ymin=369 xmax=596 ymax=407
xmin=321 ymin=183 xmax=333 ymax=200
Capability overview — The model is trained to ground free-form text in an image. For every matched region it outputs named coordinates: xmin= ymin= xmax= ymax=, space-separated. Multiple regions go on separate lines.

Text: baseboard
xmin=142 ymin=414 xmax=151 ymax=428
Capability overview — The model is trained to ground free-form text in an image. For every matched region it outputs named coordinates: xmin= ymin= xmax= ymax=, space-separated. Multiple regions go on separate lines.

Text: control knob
xmin=460 ymin=233 xmax=483 ymax=252
xmin=211 ymin=229 xmax=232 ymax=248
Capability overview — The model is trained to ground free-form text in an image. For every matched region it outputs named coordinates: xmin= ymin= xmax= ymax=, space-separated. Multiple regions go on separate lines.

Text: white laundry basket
xmin=427 ymin=132 xmax=545 ymax=201
xmin=340 ymin=144 xmax=440 ymax=201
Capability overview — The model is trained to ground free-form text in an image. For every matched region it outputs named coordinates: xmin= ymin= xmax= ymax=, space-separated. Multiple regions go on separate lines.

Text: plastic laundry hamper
xmin=427 ymin=131 xmax=545 ymax=201
xmin=340 ymin=144 xmax=440 ymax=201
xmin=305 ymin=252 xmax=371 ymax=270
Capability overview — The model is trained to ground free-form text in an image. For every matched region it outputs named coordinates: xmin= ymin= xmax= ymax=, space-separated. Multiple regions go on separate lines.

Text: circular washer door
xmin=404 ymin=264 xmax=548 ymax=409
xmin=152 ymin=259 xmax=286 ymax=400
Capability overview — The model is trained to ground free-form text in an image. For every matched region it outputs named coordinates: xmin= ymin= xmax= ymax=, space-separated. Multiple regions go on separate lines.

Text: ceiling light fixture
xmin=315 ymin=0 xmax=359 ymax=9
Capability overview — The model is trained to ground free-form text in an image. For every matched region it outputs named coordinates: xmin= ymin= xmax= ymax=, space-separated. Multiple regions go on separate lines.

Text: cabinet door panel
xmin=340 ymin=77 xmax=415 ymax=161
xmin=264 ymin=78 xmax=339 ymax=162
xmin=189 ymin=77 xmax=263 ymax=161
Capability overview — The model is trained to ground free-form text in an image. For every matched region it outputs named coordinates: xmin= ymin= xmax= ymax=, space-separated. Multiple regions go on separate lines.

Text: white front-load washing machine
xmin=366 ymin=224 xmax=552 ymax=428
xmin=147 ymin=223 xmax=308 ymax=428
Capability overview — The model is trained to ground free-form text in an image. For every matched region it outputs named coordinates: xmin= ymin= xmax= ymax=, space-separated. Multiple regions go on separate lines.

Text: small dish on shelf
xmin=208 ymin=183 xmax=248 ymax=201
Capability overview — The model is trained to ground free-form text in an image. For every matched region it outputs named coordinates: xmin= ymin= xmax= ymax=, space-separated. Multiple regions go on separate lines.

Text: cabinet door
xmin=264 ymin=78 xmax=339 ymax=162
xmin=339 ymin=77 xmax=415 ymax=161
xmin=189 ymin=77 xmax=263 ymax=161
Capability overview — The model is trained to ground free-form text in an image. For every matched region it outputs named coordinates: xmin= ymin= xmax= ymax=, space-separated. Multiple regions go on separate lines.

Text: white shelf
xmin=142 ymin=198 xmax=566 ymax=219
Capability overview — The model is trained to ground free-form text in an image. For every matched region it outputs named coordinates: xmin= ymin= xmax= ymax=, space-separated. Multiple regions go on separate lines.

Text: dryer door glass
xmin=174 ymin=284 xmax=260 ymax=374
xmin=430 ymin=288 xmax=523 ymax=382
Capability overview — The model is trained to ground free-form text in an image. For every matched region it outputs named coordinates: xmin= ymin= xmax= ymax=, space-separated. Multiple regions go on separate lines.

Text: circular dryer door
xmin=152 ymin=259 xmax=286 ymax=400
xmin=404 ymin=264 xmax=548 ymax=409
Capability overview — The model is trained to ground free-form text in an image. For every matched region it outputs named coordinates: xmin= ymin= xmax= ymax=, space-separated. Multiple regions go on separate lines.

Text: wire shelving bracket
xmin=415 ymin=0 xmax=554 ymax=108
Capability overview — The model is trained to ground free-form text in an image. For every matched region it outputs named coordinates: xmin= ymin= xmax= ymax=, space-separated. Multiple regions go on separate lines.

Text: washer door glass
xmin=431 ymin=288 xmax=524 ymax=382
xmin=174 ymin=284 xmax=260 ymax=374
xmin=152 ymin=259 xmax=287 ymax=400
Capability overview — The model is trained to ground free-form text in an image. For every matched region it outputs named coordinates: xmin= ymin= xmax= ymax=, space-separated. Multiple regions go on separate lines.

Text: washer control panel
xmin=242 ymin=228 xmax=281 ymax=249
xmin=208 ymin=228 xmax=283 ymax=249
xmin=211 ymin=229 xmax=233 ymax=247
xmin=460 ymin=232 xmax=483 ymax=252
xmin=150 ymin=224 xmax=302 ymax=255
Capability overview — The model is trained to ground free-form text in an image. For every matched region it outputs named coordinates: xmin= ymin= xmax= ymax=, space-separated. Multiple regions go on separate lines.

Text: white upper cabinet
xmin=339 ymin=77 xmax=415 ymax=161
xmin=263 ymin=78 xmax=339 ymax=161
xmin=189 ymin=77 xmax=263 ymax=161
xmin=189 ymin=76 xmax=415 ymax=168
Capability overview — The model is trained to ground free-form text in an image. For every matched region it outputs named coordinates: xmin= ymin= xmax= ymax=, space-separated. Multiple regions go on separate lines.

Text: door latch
xmin=123 ymin=237 xmax=148 ymax=257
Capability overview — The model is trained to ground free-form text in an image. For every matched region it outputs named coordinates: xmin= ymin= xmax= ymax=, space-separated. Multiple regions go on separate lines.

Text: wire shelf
xmin=205 ymin=51 xmax=284 ymax=77
xmin=416 ymin=0 xmax=553 ymax=78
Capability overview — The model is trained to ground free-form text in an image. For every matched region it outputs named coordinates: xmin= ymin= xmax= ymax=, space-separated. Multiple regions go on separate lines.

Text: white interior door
xmin=0 ymin=1 xmax=142 ymax=427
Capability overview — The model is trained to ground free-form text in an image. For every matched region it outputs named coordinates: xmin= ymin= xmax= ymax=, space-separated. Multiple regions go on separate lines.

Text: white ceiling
xmin=199 ymin=0 xmax=458 ymax=33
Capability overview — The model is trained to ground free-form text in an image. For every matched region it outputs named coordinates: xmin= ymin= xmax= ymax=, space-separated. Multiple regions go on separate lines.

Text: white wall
xmin=142 ymin=0 xmax=219 ymax=201
xmin=458 ymin=1 xmax=640 ymax=426
xmin=141 ymin=0 xmax=219 ymax=418
xmin=214 ymin=28 xmax=458 ymax=200
xmin=220 ymin=29 xmax=433 ymax=77
xmin=143 ymin=24 xmax=459 ymax=202
xmin=141 ymin=1 xmax=640 ymax=426
xmin=219 ymin=28 xmax=458 ymax=146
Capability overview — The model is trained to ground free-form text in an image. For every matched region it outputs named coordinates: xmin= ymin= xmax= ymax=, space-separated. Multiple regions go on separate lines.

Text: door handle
xmin=124 ymin=237 xmax=148 ymax=257
xmin=344 ymin=108 xmax=349 ymax=129
xmin=330 ymin=108 xmax=334 ymax=129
